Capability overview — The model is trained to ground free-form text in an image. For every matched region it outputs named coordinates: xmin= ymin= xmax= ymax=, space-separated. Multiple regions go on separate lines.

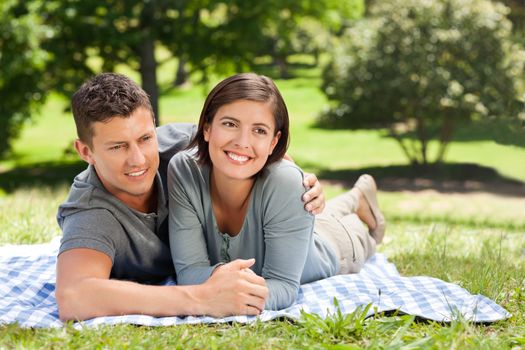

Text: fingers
xmin=303 ymin=175 xmax=326 ymax=214
xmin=305 ymin=195 xmax=326 ymax=215
xmin=241 ymin=269 xmax=266 ymax=285
xmin=223 ymin=258 xmax=256 ymax=271
xmin=234 ymin=285 xmax=267 ymax=315
xmin=244 ymin=294 xmax=266 ymax=313
xmin=201 ymin=263 xmax=270 ymax=317
xmin=301 ymin=173 xmax=327 ymax=214
xmin=242 ymin=304 xmax=264 ymax=316
xmin=242 ymin=280 xmax=269 ymax=301
xmin=303 ymin=172 xmax=318 ymax=188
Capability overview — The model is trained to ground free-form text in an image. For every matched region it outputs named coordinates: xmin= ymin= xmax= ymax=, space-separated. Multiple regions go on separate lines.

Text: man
xmin=56 ymin=73 xmax=326 ymax=321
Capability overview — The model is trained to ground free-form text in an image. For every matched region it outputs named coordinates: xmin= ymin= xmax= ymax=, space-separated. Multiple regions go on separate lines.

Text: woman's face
xmin=204 ymin=99 xmax=281 ymax=181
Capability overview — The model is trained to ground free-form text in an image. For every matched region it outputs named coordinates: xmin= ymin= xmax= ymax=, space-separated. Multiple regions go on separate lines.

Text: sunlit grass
xmin=0 ymin=186 xmax=67 ymax=245
xmin=0 ymin=185 xmax=524 ymax=349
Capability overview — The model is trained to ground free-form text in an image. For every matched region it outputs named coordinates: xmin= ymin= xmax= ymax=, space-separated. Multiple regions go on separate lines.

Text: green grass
xmin=1 ymin=65 xmax=524 ymax=348
xmin=1 ymin=187 xmax=524 ymax=349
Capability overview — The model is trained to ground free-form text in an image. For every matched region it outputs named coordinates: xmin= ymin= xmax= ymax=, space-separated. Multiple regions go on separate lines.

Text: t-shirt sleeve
xmin=157 ymin=123 xmax=197 ymax=160
xmin=58 ymin=209 xmax=120 ymax=262
xmin=157 ymin=123 xmax=198 ymax=190
xmin=168 ymin=152 xmax=217 ymax=285
xmin=260 ymin=163 xmax=315 ymax=310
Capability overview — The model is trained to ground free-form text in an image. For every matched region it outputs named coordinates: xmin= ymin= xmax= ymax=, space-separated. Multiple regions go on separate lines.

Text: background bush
xmin=320 ymin=0 xmax=525 ymax=165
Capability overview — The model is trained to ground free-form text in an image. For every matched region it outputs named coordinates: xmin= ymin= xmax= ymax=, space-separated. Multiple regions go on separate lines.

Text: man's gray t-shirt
xmin=57 ymin=123 xmax=196 ymax=283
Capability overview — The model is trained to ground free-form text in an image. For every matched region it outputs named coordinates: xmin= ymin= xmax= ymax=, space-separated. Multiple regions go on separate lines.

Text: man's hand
xmin=282 ymin=153 xmax=325 ymax=215
xmin=302 ymin=173 xmax=325 ymax=215
xmin=197 ymin=259 xmax=269 ymax=317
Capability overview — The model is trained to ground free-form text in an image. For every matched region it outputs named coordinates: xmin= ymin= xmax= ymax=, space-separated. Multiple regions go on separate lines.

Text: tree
xmin=320 ymin=0 xmax=525 ymax=165
xmin=0 ymin=1 xmax=49 ymax=159
xmin=244 ymin=0 xmax=364 ymax=78
xmin=182 ymin=0 xmax=364 ymax=80
xmin=38 ymin=0 xmax=176 ymax=125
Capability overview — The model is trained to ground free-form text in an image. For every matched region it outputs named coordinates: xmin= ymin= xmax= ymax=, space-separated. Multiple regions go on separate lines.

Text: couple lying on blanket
xmin=56 ymin=72 xmax=386 ymax=321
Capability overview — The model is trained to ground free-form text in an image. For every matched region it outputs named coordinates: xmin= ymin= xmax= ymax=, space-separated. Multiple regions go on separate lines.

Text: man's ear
xmin=74 ymin=139 xmax=94 ymax=164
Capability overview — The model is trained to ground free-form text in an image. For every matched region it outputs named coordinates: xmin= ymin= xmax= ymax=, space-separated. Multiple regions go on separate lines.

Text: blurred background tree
xmin=37 ymin=0 xmax=191 ymax=125
xmin=0 ymin=1 xmax=49 ymax=159
xmin=319 ymin=0 xmax=525 ymax=165
xmin=34 ymin=0 xmax=362 ymax=126
xmin=496 ymin=0 xmax=525 ymax=143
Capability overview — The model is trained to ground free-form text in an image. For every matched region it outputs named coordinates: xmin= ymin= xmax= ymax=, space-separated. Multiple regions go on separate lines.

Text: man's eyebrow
xmin=103 ymin=130 xmax=155 ymax=146
xmin=103 ymin=140 xmax=127 ymax=146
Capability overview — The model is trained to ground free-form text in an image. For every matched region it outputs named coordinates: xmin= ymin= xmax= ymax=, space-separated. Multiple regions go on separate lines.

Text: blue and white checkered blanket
xmin=0 ymin=239 xmax=510 ymax=328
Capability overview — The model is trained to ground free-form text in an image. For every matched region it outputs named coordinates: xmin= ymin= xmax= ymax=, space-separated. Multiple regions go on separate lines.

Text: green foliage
xmin=0 ymin=0 xmax=49 ymax=159
xmin=298 ymin=301 xmax=371 ymax=343
xmin=31 ymin=0 xmax=364 ymax=123
xmin=184 ymin=0 xmax=364 ymax=80
xmin=320 ymin=0 xmax=525 ymax=165
xmin=38 ymin=0 xmax=177 ymax=123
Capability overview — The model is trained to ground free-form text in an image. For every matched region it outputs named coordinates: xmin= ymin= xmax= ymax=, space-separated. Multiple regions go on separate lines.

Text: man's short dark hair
xmin=72 ymin=73 xmax=153 ymax=147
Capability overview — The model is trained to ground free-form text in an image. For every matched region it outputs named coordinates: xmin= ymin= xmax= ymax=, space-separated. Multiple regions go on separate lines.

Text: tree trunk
xmin=173 ymin=57 xmax=188 ymax=87
xmin=415 ymin=116 xmax=428 ymax=165
xmin=139 ymin=5 xmax=159 ymax=126
xmin=435 ymin=115 xmax=455 ymax=163
xmin=364 ymin=0 xmax=376 ymax=16
xmin=313 ymin=50 xmax=320 ymax=66
xmin=389 ymin=127 xmax=419 ymax=165
xmin=275 ymin=56 xmax=290 ymax=79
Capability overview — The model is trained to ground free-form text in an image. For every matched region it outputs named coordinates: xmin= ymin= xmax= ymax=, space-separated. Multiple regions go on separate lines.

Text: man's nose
xmin=127 ymin=143 xmax=146 ymax=166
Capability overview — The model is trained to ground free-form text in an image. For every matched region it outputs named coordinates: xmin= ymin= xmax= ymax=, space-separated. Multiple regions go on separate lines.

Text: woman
xmin=168 ymin=73 xmax=385 ymax=312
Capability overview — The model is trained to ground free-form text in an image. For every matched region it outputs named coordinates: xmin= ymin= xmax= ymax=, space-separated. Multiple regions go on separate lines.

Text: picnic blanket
xmin=0 ymin=238 xmax=510 ymax=328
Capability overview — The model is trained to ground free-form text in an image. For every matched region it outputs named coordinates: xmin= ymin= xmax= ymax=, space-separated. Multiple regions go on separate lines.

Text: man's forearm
xmin=56 ymin=277 xmax=203 ymax=321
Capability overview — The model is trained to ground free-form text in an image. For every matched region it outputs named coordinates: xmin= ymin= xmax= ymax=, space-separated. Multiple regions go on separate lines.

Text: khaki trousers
xmin=314 ymin=190 xmax=377 ymax=274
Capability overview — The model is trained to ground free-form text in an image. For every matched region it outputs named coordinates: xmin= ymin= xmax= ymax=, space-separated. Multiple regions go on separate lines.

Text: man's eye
xmin=110 ymin=145 xmax=122 ymax=151
xmin=142 ymin=135 xmax=152 ymax=142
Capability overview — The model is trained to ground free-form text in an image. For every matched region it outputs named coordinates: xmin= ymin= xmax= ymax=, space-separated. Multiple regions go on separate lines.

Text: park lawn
xmin=0 ymin=186 xmax=524 ymax=349
xmin=0 ymin=69 xmax=524 ymax=348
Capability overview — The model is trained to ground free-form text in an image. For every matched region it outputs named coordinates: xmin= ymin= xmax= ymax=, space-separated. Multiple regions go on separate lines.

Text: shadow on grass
xmin=313 ymin=118 xmax=525 ymax=148
xmin=0 ymin=160 xmax=86 ymax=193
xmin=300 ymin=162 xmax=525 ymax=198
xmin=2 ymin=159 xmax=524 ymax=199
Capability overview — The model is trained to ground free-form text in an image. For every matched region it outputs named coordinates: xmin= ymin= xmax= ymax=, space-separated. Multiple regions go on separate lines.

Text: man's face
xmin=75 ymin=107 xmax=159 ymax=209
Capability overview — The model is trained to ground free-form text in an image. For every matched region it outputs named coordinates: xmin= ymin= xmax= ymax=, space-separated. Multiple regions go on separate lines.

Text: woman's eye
xmin=223 ymin=121 xmax=236 ymax=127
xmin=254 ymin=128 xmax=268 ymax=135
